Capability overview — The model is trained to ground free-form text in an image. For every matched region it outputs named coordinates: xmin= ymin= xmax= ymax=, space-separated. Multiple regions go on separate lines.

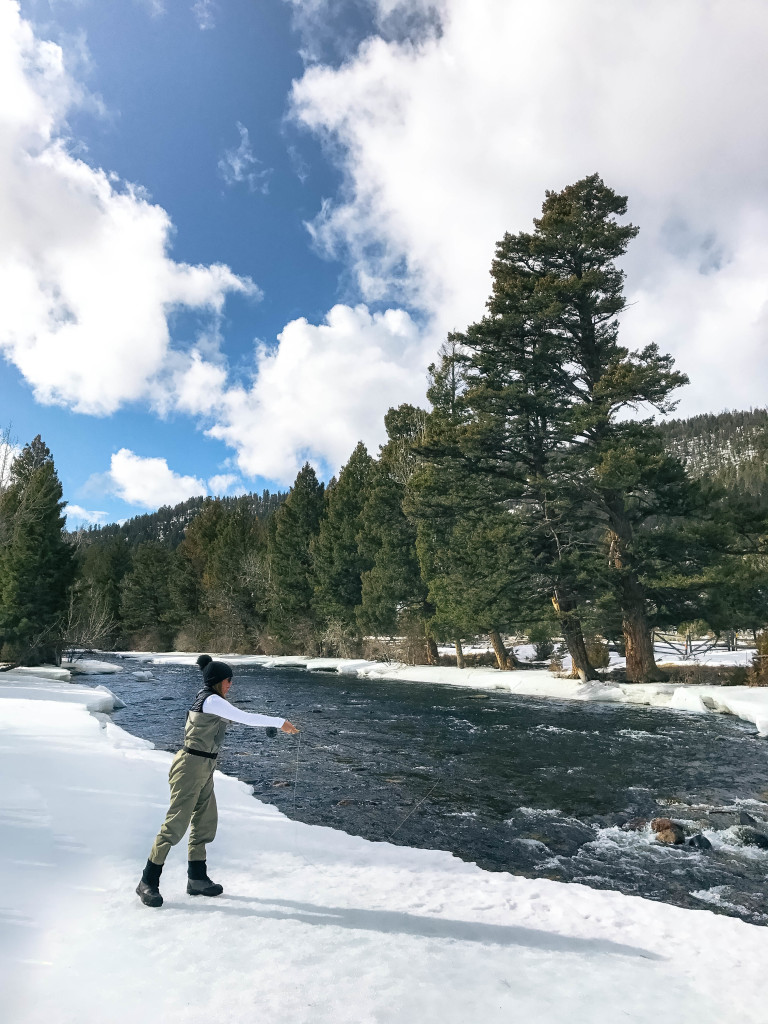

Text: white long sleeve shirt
xmin=201 ymin=693 xmax=286 ymax=729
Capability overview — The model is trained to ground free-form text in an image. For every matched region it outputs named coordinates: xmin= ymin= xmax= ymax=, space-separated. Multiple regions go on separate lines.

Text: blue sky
xmin=3 ymin=0 xmax=768 ymax=526
xmin=5 ymin=0 xmax=363 ymax=521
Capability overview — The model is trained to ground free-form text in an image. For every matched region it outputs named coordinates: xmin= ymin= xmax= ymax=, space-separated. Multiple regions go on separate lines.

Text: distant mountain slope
xmin=76 ymin=489 xmax=287 ymax=549
xmin=660 ymin=408 xmax=768 ymax=505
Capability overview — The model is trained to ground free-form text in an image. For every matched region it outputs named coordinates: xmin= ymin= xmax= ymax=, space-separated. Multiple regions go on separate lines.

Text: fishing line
xmin=290 ymin=727 xmax=437 ymax=853
xmin=387 ymin=779 xmax=439 ymax=842
xmin=292 ymin=731 xmax=307 ymax=863
xmin=293 ymin=731 xmax=301 ymax=818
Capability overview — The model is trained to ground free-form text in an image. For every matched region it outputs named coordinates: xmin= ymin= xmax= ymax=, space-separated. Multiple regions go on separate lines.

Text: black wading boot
xmin=136 ymin=859 xmax=163 ymax=908
xmin=187 ymin=860 xmax=224 ymax=897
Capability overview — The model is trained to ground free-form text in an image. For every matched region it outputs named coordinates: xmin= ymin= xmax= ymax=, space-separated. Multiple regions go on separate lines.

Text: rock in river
xmin=687 ymin=833 xmax=712 ymax=850
xmin=734 ymin=826 xmax=768 ymax=850
xmin=651 ymin=817 xmax=686 ymax=844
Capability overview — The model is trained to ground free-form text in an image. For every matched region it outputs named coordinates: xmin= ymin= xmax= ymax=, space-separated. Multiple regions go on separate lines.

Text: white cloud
xmin=192 ymin=0 xmax=216 ymax=30
xmin=291 ymin=0 xmax=768 ymax=416
xmin=218 ymin=122 xmax=270 ymax=194
xmin=0 ymin=3 xmax=254 ymax=417
xmin=208 ymin=473 xmax=240 ymax=494
xmin=107 ymin=449 xmax=207 ymax=508
xmin=0 ymin=6 xmax=429 ymax=490
xmin=15 ymin=0 xmax=768 ymax=499
xmin=0 ymin=441 xmax=21 ymax=489
xmin=175 ymin=303 xmax=432 ymax=484
xmin=65 ymin=503 xmax=107 ymax=526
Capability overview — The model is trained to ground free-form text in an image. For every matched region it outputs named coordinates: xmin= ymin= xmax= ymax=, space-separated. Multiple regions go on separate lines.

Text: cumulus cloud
xmin=107 ymin=449 xmax=207 ymax=508
xmin=208 ymin=473 xmax=241 ymax=494
xmin=65 ymin=504 xmax=108 ymax=527
xmin=291 ymin=0 xmax=768 ymax=415
xmin=0 ymin=3 xmax=254 ymax=417
xmin=174 ymin=303 xmax=432 ymax=483
xmin=218 ymin=122 xmax=271 ymax=194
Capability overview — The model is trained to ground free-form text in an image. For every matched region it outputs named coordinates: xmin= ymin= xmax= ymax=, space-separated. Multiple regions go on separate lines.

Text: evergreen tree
xmin=455 ymin=235 xmax=602 ymax=678
xmin=357 ymin=407 xmax=434 ymax=659
xmin=521 ymin=175 xmax=693 ymax=680
xmin=202 ymin=497 xmax=268 ymax=651
xmin=448 ymin=175 xmax=700 ymax=681
xmin=120 ymin=542 xmax=175 ymax=649
xmin=76 ymin=535 xmax=132 ymax=644
xmin=409 ymin=352 xmax=526 ymax=669
xmin=267 ymin=463 xmax=325 ymax=652
xmin=0 ymin=436 xmax=75 ymax=664
xmin=312 ymin=442 xmax=375 ymax=646
xmin=170 ymin=499 xmax=227 ymax=645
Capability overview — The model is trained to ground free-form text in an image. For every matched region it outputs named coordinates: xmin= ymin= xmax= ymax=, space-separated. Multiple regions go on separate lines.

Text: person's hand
xmin=281 ymin=720 xmax=299 ymax=735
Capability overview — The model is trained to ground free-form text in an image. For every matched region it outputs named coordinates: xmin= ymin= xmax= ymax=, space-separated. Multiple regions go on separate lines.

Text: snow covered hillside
xmin=1 ymin=669 xmax=766 ymax=1023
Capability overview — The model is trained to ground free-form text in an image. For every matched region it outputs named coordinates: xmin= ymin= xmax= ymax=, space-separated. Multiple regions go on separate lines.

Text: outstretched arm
xmin=202 ymin=693 xmax=286 ymax=729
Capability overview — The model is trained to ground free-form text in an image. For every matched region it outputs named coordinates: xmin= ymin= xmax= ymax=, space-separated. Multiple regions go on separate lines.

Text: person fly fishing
xmin=136 ymin=656 xmax=299 ymax=908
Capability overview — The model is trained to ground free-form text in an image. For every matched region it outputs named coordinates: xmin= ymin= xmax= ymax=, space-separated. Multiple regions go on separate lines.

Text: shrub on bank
xmin=655 ymin=663 xmax=748 ymax=686
xmin=747 ymin=632 xmax=768 ymax=686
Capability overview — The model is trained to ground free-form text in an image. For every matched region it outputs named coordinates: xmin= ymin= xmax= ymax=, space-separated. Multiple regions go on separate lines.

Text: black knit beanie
xmin=203 ymin=660 xmax=233 ymax=688
xmin=196 ymin=654 xmax=213 ymax=671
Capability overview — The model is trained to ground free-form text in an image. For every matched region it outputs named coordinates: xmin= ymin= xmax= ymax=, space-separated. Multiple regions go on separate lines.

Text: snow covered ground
xmin=119 ymin=648 xmax=768 ymax=737
xmin=1 ymin=669 xmax=766 ymax=1023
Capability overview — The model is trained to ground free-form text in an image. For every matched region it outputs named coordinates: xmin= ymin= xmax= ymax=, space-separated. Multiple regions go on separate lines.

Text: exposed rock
xmin=651 ymin=818 xmax=685 ymax=844
xmin=687 ymin=833 xmax=712 ymax=850
xmin=735 ymin=826 xmax=768 ymax=850
xmin=656 ymin=827 xmax=685 ymax=845
xmin=651 ymin=817 xmax=673 ymax=832
xmin=738 ymin=810 xmax=760 ymax=826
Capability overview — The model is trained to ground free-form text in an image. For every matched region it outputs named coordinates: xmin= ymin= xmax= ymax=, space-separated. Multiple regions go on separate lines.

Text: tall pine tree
xmin=267 ymin=463 xmax=325 ymax=652
xmin=447 ymin=175 xmax=700 ymax=681
xmin=0 ymin=436 xmax=75 ymax=664
xmin=357 ymin=406 xmax=434 ymax=661
xmin=312 ymin=442 xmax=374 ymax=648
xmin=120 ymin=542 xmax=175 ymax=649
xmin=520 ymin=175 xmax=691 ymax=680
xmin=410 ymin=350 xmax=526 ymax=669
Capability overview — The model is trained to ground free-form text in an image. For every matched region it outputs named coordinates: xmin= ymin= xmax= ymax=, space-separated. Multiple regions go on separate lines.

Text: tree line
xmin=2 ymin=175 xmax=767 ymax=681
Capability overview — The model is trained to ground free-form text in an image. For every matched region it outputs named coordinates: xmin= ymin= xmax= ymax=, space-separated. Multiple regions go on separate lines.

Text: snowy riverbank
xmin=119 ymin=649 xmax=768 ymax=738
xmin=1 ymin=669 xmax=766 ymax=1024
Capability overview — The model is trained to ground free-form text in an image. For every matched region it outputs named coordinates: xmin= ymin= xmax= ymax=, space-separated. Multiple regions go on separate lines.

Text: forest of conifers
xmin=2 ymin=176 xmax=768 ymax=683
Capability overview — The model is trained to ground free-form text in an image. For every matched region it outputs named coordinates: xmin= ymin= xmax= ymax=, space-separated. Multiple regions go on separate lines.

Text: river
xmin=103 ymin=657 xmax=768 ymax=924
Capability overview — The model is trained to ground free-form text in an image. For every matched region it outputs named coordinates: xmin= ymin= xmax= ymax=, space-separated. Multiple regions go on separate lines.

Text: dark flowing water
xmin=102 ymin=657 xmax=768 ymax=924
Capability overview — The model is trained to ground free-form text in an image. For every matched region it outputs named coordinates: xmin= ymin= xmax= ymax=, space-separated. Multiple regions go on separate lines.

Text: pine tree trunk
xmin=621 ymin=579 xmax=663 ymax=682
xmin=426 ymin=636 xmax=439 ymax=665
xmin=489 ymin=629 xmax=516 ymax=670
xmin=608 ymin=522 xmax=664 ymax=683
xmin=455 ymin=638 xmax=466 ymax=669
xmin=551 ymin=592 xmax=598 ymax=681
